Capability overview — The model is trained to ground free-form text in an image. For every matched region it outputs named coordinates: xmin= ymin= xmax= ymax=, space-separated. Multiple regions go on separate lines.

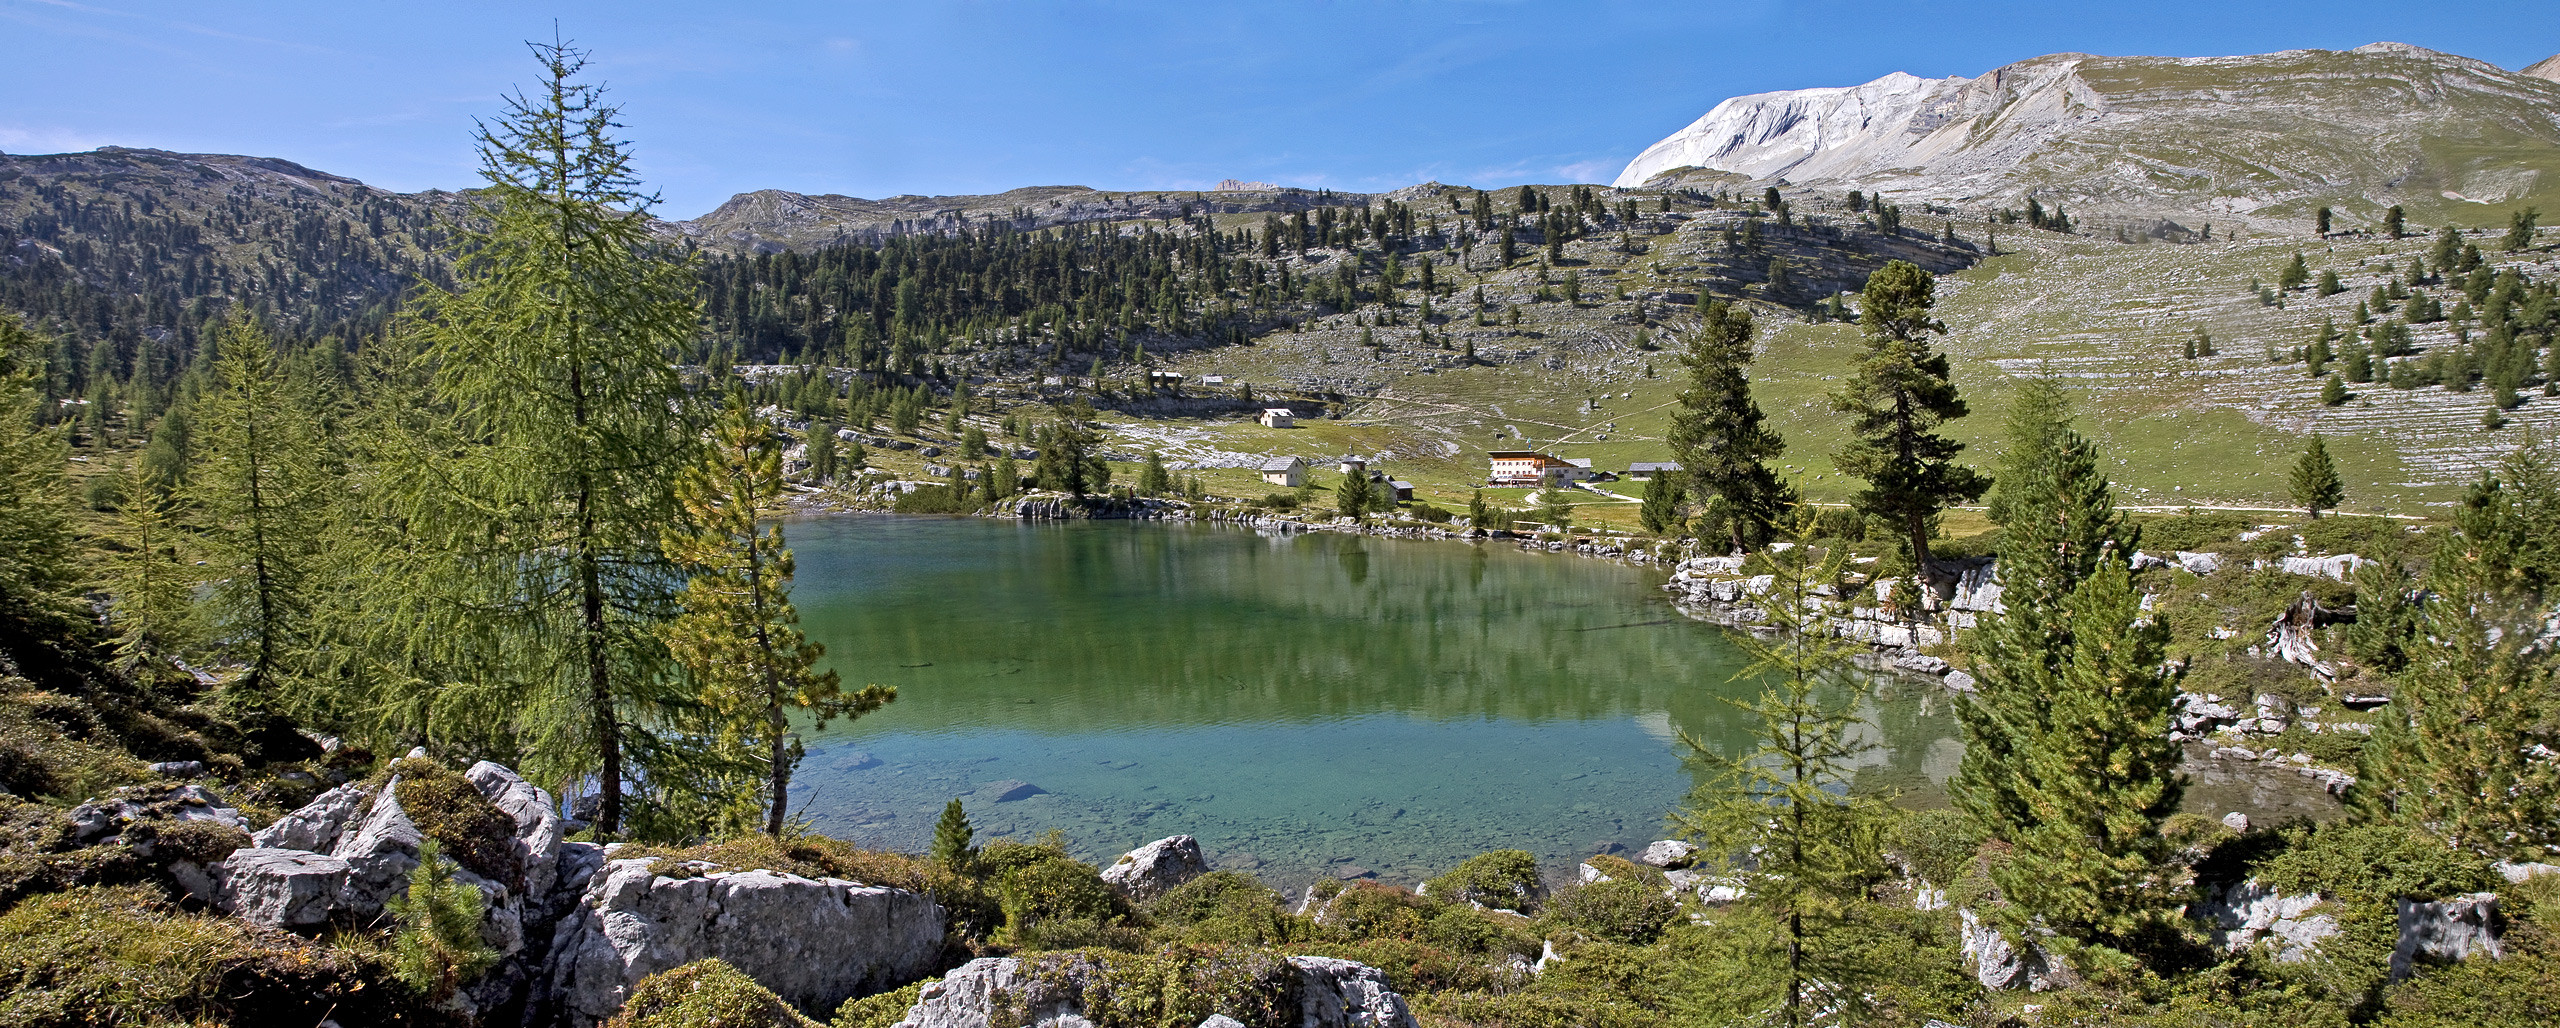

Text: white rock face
xmin=1614 ymin=44 xmax=2560 ymax=221
xmin=1960 ymin=909 xmax=2074 ymax=992
xmin=2391 ymin=892 xmax=2503 ymax=981
xmin=466 ymin=761 xmax=565 ymax=910
xmin=213 ymin=848 xmax=350 ymax=929
xmin=2204 ymin=880 xmax=2336 ymax=963
xmin=547 ymin=858 xmax=946 ymax=1027
xmin=328 ymin=779 xmax=424 ymax=921
xmin=1291 ymin=955 xmax=1420 ymax=1028
xmin=250 ymin=781 xmax=372 ymax=852
xmin=1101 ymin=834 xmax=1209 ymax=901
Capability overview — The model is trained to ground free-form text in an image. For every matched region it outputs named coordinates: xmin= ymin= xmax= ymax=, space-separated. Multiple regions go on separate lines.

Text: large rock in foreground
xmin=547 ymin=858 xmax=946 ymax=1027
xmin=2391 ymin=892 xmax=2503 ymax=981
xmin=1101 ymin=834 xmax=1209 ymax=901
xmin=212 ymin=848 xmax=349 ymax=929
xmin=890 ymin=953 xmax=1416 ymax=1028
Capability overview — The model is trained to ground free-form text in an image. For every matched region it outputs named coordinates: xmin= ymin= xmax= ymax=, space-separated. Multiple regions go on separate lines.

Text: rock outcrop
xmin=888 ymin=954 xmax=1416 ymax=1028
xmin=545 ymin=859 xmax=946 ymax=1027
xmin=2202 ymin=880 xmax=2337 ymax=963
xmin=1636 ymin=840 xmax=1698 ymax=869
xmin=1960 ymin=909 xmax=2074 ymax=992
xmin=1101 ymin=835 xmax=1210 ymax=901
xmin=211 ymin=848 xmax=350 ymax=929
xmin=2391 ymin=892 xmax=2503 ymax=980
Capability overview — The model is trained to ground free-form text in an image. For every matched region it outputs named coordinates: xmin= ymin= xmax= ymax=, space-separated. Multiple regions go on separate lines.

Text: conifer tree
xmin=660 ymin=392 xmax=893 ymax=836
xmin=806 ymin=423 xmax=838 ymax=483
xmin=1337 ymin=466 xmax=1374 ymax=517
xmin=108 ymin=463 xmax=198 ymax=663
xmin=1639 ymin=468 xmax=1683 ymax=535
xmin=1667 ymin=301 xmax=1793 ymax=551
xmin=932 ymin=799 xmax=978 ymax=871
xmin=388 ymin=838 xmax=499 ymax=1003
xmin=2385 ymin=204 xmax=2406 ymax=239
xmin=2351 ymin=443 xmax=2560 ymax=859
xmin=2321 ymin=374 xmax=2348 ymax=406
xmin=1139 ymin=450 xmax=1172 ymax=495
xmin=191 ymin=321 xmax=330 ymax=699
xmin=1995 ymin=553 xmax=2183 ymax=945
xmin=2505 ymin=207 xmax=2540 ymax=252
xmin=2290 ymin=434 xmax=2343 ymax=518
xmin=1831 ymin=262 xmax=1987 ymax=578
xmin=380 ymin=41 xmax=701 ymax=835
xmin=0 ymin=313 xmax=78 ymax=635
xmin=1672 ymin=507 xmax=1888 ymax=1028
xmin=2280 ymin=253 xmax=2310 ymax=291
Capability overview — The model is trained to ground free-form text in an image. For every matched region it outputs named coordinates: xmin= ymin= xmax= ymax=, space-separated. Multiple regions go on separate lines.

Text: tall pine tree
xmin=1666 ymin=300 xmax=1793 ymax=552
xmin=2351 ymin=443 xmax=2560 ymax=860
xmin=1832 ymin=261 xmax=1988 ymax=579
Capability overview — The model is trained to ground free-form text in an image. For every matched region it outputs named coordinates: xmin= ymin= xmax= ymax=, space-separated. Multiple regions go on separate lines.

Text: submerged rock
xmin=1101 ymin=835 xmax=1209 ymax=901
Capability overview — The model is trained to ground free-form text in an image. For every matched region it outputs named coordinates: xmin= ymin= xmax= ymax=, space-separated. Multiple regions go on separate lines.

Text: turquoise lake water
xmin=782 ymin=516 xmax=1968 ymax=890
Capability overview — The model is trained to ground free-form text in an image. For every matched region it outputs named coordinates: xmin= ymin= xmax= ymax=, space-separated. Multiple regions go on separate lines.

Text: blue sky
xmin=4 ymin=0 xmax=2555 ymax=219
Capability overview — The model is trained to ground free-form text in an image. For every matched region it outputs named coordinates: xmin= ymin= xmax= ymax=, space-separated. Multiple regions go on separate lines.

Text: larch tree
xmin=0 ymin=313 xmax=78 ymax=637
xmin=1672 ymin=507 xmax=1889 ymax=1028
xmin=1666 ymin=300 xmax=1794 ymax=552
xmin=385 ymin=41 xmax=700 ymax=836
xmin=1831 ymin=261 xmax=1988 ymax=580
xmin=661 ymin=393 xmax=893 ymax=837
xmin=190 ymin=321 xmax=331 ymax=699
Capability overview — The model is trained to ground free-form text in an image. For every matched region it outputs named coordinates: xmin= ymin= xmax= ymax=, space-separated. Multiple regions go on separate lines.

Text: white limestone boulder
xmin=548 ymin=858 xmax=946 ymax=1027
xmin=2391 ymin=892 xmax=2503 ymax=981
xmin=1101 ymin=834 xmax=1209 ymax=901
xmin=213 ymin=848 xmax=350 ymax=929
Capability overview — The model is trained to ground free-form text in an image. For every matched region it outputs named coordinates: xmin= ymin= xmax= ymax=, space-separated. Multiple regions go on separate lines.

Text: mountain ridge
xmin=1617 ymin=42 xmax=2560 ymax=228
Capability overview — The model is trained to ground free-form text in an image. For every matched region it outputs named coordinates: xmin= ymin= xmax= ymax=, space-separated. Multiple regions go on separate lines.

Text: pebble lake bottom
xmin=780 ymin=514 xmax=2332 ymax=892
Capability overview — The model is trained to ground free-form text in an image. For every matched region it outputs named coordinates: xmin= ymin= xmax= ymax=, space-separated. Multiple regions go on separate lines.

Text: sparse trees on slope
xmin=381 ymin=41 xmax=700 ymax=836
xmin=1667 ymin=300 xmax=1793 ymax=552
xmin=1831 ymin=261 xmax=1987 ymax=579
xmin=660 ymin=392 xmax=892 ymax=837
xmin=2291 ymin=434 xmax=2344 ymax=519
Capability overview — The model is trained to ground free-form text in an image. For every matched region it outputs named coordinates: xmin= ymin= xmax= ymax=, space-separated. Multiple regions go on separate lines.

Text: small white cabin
xmin=1259 ymin=456 xmax=1306 ymax=487
xmin=1259 ymin=408 xmax=1297 ymax=428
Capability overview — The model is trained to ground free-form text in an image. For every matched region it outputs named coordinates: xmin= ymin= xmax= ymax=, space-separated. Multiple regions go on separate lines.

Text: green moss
xmin=1424 ymin=849 xmax=1544 ymax=912
xmin=0 ymin=884 xmax=423 ymax=1027
xmin=389 ymin=757 xmax=521 ymax=888
xmin=605 ymin=958 xmax=822 ymax=1028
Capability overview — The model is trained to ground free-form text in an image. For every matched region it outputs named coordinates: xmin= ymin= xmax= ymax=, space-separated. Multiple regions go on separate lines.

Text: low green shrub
xmin=606 ymin=957 xmax=820 ymax=1028
xmin=828 ymin=982 xmax=923 ymax=1028
xmin=892 ymin=486 xmax=979 ymax=515
xmin=2134 ymin=511 xmax=2258 ymax=553
xmin=981 ymin=840 xmax=1136 ymax=951
xmin=994 ymin=946 xmax=1296 ymax=1028
xmin=1539 ymin=877 xmax=1676 ymax=945
xmin=1890 ymin=808 xmax=1986 ymax=888
xmin=1426 ymin=850 xmax=1544 ymax=912
xmin=1144 ymin=871 xmax=1301 ymax=946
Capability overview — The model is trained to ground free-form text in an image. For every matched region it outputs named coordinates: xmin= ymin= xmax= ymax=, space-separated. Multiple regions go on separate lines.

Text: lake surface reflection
xmin=787 ymin=516 xmax=1963 ymax=889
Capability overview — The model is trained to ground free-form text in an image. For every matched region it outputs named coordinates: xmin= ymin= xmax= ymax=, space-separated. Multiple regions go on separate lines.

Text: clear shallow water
xmin=785 ymin=516 xmax=1964 ymax=890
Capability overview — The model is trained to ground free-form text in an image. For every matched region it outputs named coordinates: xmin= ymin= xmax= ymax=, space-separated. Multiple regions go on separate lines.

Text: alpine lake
xmin=785 ymin=515 xmax=2332 ymax=892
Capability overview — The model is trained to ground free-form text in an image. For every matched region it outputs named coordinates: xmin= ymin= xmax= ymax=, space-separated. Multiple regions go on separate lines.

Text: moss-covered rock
xmin=606 ymin=958 xmax=822 ymax=1028
xmin=389 ymin=757 xmax=521 ymax=889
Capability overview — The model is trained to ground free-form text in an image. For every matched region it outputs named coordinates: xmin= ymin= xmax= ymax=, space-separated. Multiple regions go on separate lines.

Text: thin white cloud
xmin=0 ymin=123 xmax=111 ymax=155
